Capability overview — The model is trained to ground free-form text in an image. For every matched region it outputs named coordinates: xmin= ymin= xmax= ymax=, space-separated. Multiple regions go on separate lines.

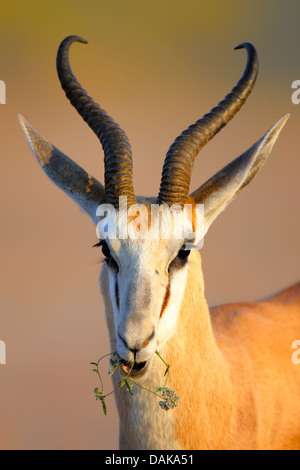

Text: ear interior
xmin=19 ymin=114 xmax=106 ymax=225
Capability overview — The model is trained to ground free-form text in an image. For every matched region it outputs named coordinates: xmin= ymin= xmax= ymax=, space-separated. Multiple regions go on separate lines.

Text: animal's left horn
xmin=157 ymin=42 xmax=258 ymax=206
xmin=56 ymin=35 xmax=136 ymax=208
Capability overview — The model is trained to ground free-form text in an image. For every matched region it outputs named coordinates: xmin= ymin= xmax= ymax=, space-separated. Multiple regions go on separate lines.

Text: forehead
xmin=96 ymin=203 xmax=199 ymax=247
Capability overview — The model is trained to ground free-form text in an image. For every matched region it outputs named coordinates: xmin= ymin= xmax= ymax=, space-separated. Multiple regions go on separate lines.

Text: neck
xmin=163 ymin=251 xmax=233 ymax=449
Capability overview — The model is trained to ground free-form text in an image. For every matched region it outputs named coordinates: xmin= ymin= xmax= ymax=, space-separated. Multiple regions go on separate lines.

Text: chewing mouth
xmin=120 ymin=360 xmax=147 ymax=377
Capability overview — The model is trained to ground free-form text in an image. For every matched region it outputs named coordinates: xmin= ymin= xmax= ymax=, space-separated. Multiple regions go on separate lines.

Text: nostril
xmin=119 ymin=333 xmax=130 ymax=350
xmin=119 ymin=333 xmax=139 ymax=354
xmin=118 ymin=328 xmax=155 ymax=353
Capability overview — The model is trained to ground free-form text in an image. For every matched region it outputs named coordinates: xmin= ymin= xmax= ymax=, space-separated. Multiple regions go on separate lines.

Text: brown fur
xmin=160 ymin=280 xmax=171 ymax=318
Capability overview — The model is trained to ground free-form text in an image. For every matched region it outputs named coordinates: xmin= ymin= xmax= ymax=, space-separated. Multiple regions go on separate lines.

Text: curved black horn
xmin=56 ymin=35 xmax=136 ymax=208
xmin=157 ymin=42 xmax=259 ymax=206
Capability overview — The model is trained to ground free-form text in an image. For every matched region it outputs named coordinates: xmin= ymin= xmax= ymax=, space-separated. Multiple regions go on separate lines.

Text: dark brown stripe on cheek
xmin=160 ymin=281 xmax=171 ymax=318
xmin=115 ymin=279 xmax=119 ymax=310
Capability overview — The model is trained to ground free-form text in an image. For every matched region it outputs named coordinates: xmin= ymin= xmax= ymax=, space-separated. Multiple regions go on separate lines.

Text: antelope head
xmin=19 ymin=36 xmax=288 ymax=381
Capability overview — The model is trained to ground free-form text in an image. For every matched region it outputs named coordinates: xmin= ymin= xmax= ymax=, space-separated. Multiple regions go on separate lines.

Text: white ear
xmin=19 ymin=114 xmax=106 ymax=225
xmin=190 ymin=115 xmax=289 ymax=235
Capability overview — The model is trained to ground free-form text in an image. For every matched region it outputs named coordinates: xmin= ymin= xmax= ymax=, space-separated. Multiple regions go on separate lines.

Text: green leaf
xmin=100 ymin=397 xmax=107 ymax=415
xmin=125 ymin=380 xmax=134 ymax=395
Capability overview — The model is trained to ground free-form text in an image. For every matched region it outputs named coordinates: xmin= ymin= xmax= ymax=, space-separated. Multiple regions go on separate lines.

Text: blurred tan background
xmin=0 ymin=0 xmax=299 ymax=450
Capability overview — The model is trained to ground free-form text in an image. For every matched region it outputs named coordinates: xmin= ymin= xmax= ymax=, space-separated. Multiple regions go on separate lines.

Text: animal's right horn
xmin=56 ymin=35 xmax=136 ymax=208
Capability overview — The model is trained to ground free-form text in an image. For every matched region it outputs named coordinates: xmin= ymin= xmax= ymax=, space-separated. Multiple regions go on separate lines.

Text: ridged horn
xmin=157 ymin=42 xmax=259 ymax=206
xmin=56 ymin=35 xmax=136 ymax=208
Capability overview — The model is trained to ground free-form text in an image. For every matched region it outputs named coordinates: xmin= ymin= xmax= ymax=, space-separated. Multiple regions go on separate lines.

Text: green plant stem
xmin=92 ymin=350 xmax=176 ymax=414
xmin=155 ymin=350 xmax=170 ymax=387
xmin=93 ymin=352 xmax=135 ymax=401
xmin=91 ymin=351 xmax=115 ymax=394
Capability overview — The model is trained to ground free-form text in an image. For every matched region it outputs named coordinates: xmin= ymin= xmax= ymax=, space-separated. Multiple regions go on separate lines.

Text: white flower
xmin=158 ymin=388 xmax=180 ymax=410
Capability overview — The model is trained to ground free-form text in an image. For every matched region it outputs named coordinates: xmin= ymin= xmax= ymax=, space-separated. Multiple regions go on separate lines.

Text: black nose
xmin=118 ymin=328 xmax=155 ymax=355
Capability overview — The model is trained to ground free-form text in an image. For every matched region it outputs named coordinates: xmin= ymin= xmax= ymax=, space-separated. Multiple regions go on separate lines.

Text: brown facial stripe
xmin=185 ymin=196 xmax=197 ymax=241
xmin=115 ymin=278 xmax=119 ymax=310
xmin=160 ymin=281 xmax=171 ymax=318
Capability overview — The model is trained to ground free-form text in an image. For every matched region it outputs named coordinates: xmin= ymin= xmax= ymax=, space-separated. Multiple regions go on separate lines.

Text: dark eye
xmin=168 ymin=245 xmax=191 ymax=272
xmin=177 ymin=246 xmax=191 ymax=261
xmin=101 ymin=241 xmax=111 ymax=260
xmin=101 ymin=241 xmax=119 ymax=272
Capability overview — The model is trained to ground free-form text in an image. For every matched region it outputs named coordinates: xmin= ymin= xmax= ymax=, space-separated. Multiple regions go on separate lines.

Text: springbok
xmin=19 ymin=36 xmax=300 ymax=450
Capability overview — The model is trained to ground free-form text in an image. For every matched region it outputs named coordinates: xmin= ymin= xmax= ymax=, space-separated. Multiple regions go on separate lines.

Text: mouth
xmin=120 ymin=359 xmax=149 ymax=378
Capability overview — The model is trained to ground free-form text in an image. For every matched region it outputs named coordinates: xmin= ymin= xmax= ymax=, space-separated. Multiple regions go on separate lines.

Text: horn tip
xmin=234 ymin=42 xmax=256 ymax=52
xmin=269 ymin=113 xmax=290 ymax=136
xmin=59 ymin=35 xmax=88 ymax=49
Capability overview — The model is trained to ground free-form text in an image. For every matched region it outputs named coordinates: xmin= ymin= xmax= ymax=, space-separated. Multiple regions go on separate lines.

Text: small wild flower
xmin=90 ymin=350 xmax=180 ymax=415
xmin=108 ymin=353 xmax=120 ymax=376
xmin=158 ymin=388 xmax=180 ymax=410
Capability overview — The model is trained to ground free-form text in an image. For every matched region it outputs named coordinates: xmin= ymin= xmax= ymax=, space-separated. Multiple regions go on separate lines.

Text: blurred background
xmin=0 ymin=0 xmax=299 ymax=450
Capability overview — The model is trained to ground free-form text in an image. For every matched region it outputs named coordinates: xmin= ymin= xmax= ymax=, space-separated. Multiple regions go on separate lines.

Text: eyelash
xmin=168 ymin=245 xmax=191 ymax=272
xmin=94 ymin=240 xmax=119 ymax=271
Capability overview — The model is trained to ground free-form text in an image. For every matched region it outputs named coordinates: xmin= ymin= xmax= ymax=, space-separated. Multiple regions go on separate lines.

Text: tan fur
xmin=163 ymin=250 xmax=300 ymax=450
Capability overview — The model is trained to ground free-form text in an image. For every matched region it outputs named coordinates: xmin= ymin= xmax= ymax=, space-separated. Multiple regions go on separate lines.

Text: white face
xmin=97 ymin=204 xmax=196 ymax=380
